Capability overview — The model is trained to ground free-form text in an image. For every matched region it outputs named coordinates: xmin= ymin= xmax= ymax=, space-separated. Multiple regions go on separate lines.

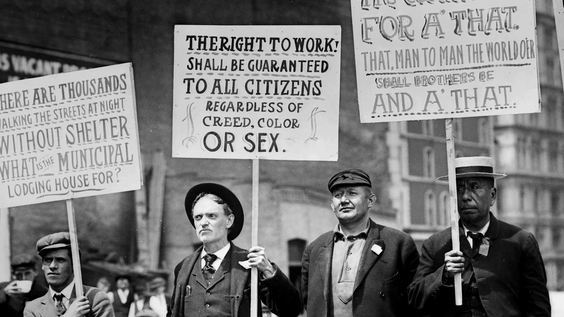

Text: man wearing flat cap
xmin=301 ymin=169 xmax=420 ymax=317
xmin=0 ymin=254 xmax=47 ymax=317
xmin=168 ymin=183 xmax=301 ymax=317
xmin=24 ymin=232 xmax=114 ymax=317
xmin=407 ymin=156 xmax=551 ymax=316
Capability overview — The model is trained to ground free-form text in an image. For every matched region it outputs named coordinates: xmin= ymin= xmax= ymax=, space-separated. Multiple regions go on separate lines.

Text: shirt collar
xmin=333 ymin=220 xmax=370 ymax=242
xmin=49 ymin=282 xmax=74 ymax=300
xmin=464 ymin=220 xmax=490 ymax=236
xmin=201 ymin=242 xmax=231 ymax=260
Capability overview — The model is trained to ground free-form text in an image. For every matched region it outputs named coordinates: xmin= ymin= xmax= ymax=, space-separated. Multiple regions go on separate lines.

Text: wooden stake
xmin=251 ymin=158 xmax=259 ymax=317
xmin=66 ymin=199 xmax=84 ymax=296
xmin=445 ymin=118 xmax=462 ymax=306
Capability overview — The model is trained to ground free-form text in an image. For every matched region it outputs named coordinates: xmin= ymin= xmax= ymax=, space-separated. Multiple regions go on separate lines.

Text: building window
xmin=551 ymin=190 xmax=561 ymax=217
xmin=553 ymin=228 xmax=561 ymax=250
xmin=453 ymin=119 xmax=463 ymax=140
xmin=423 ymin=147 xmax=435 ymax=179
xmin=478 ymin=118 xmax=490 ymax=144
xmin=546 ymin=57 xmax=555 ymax=85
xmin=534 ymin=188 xmax=541 ymax=215
xmin=422 ymin=120 xmax=434 ymax=136
xmin=288 ymin=239 xmax=306 ymax=293
xmin=549 ymin=141 xmax=559 ymax=172
xmin=531 ymin=138 xmax=541 ymax=170
xmin=546 ymin=97 xmax=557 ymax=129
xmin=438 ymin=191 xmax=450 ymax=227
xmin=519 ymin=185 xmax=526 ymax=214
xmin=425 ymin=190 xmax=437 ymax=226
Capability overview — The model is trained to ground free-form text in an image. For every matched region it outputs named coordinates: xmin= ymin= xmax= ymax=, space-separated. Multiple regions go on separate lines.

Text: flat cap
xmin=11 ymin=254 xmax=37 ymax=269
xmin=36 ymin=232 xmax=71 ymax=256
xmin=328 ymin=169 xmax=372 ymax=192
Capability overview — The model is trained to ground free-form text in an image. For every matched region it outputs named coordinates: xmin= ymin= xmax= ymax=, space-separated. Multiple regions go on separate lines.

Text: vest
xmin=112 ymin=290 xmax=135 ymax=317
xmin=185 ymin=250 xmax=233 ymax=317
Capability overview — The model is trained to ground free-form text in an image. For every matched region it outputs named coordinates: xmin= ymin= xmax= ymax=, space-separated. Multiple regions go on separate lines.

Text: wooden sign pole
xmin=250 ymin=158 xmax=259 ymax=317
xmin=66 ymin=199 xmax=84 ymax=296
xmin=445 ymin=118 xmax=462 ymax=306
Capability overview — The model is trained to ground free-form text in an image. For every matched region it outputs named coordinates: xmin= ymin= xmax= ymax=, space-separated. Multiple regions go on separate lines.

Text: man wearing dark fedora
xmin=168 ymin=183 xmax=301 ymax=317
xmin=24 ymin=232 xmax=114 ymax=317
xmin=301 ymin=169 xmax=420 ymax=317
xmin=407 ymin=156 xmax=551 ymax=316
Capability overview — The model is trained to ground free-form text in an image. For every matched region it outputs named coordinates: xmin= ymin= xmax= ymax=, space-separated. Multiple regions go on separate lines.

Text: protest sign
xmin=172 ymin=25 xmax=341 ymax=161
xmin=351 ymin=0 xmax=540 ymax=123
xmin=0 ymin=63 xmax=142 ymax=208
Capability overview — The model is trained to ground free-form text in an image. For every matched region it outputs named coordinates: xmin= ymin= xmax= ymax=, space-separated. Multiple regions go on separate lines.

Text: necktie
xmin=53 ymin=294 xmax=67 ymax=316
xmin=202 ymin=253 xmax=218 ymax=283
xmin=467 ymin=232 xmax=483 ymax=255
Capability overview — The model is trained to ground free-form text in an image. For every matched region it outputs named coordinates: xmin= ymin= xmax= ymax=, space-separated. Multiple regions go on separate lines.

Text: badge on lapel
xmin=371 ymin=243 xmax=383 ymax=255
xmin=238 ymin=260 xmax=251 ymax=270
xmin=478 ymin=237 xmax=491 ymax=257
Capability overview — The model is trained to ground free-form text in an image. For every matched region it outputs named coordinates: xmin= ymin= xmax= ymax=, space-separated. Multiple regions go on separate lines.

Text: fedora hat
xmin=184 ymin=183 xmax=244 ymax=241
xmin=437 ymin=156 xmax=506 ymax=181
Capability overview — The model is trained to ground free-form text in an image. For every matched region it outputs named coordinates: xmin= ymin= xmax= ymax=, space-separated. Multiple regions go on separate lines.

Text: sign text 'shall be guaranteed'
xmin=351 ymin=0 xmax=540 ymax=123
xmin=172 ymin=26 xmax=341 ymax=161
xmin=0 ymin=63 xmax=142 ymax=208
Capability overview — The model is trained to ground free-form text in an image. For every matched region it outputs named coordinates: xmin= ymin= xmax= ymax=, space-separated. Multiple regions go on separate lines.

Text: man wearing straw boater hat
xmin=407 ymin=157 xmax=551 ymax=316
xmin=168 ymin=183 xmax=301 ymax=317
xmin=24 ymin=232 xmax=114 ymax=317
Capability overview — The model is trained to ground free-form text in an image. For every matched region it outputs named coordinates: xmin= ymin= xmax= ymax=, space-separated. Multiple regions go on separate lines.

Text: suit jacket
xmin=23 ymin=285 xmax=114 ymax=317
xmin=407 ymin=213 xmax=551 ymax=317
xmin=301 ymin=219 xmax=420 ymax=317
xmin=168 ymin=243 xmax=301 ymax=317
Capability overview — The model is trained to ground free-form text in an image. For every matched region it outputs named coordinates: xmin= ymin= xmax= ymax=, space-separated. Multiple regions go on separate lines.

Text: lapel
xmin=354 ymin=219 xmax=384 ymax=291
xmin=319 ymin=233 xmax=334 ymax=301
xmin=230 ymin=243 xmax=250 ymax=300
xmin=41 ymin=291 xmax=61 ymax=316
xmin=458 ymin=224 xmax=474 ymax=258
xmin=484 ymin=212 xmax=500 ymax=241
xmin=181 ymin=247 xmax=205 ymax=289
xmin=207 ymin=248 xmax=232 ymax=289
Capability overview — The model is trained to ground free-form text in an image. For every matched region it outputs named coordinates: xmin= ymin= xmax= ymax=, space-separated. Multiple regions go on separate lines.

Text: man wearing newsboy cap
xmin=24 ymin=232 xmax=114 ymax=317
xmin=0 ymin=254 xmax=47 ymax=317
xmin=301 ymin=169 xmax=420 ymax=317
xmin=407 ymin=156 xmax=551 ymax=316
xmin=168 ymin=183 xmax=301 ymax=317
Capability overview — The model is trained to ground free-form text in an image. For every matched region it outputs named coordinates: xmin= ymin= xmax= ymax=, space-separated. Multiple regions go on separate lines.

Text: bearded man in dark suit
xmin=407 ymin=156 xmax=551 ymax=316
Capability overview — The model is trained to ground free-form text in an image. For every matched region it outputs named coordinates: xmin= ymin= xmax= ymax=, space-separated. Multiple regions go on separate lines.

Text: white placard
xmin=0 ymin=63 xmax=142 ymax=208
xmin=173 ymin=25 xmax=341 ymax=161
xmin=351 ymin=0 xmax=540 ymax=123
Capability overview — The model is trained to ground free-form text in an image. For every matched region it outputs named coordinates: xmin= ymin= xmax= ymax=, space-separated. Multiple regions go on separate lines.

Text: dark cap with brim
xmin=11 ymin=254 xmax=37 ymax=269
xmin=184 ymin=183 xmax=244 ymax=241
xmin=36 ymin=232 xmax=71 ymax=256
xmin=328 ymin=169 xmax=372 ymax=192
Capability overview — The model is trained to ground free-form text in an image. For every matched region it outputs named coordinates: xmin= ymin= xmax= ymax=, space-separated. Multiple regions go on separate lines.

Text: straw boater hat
xmin=437 ymin=156 xmax=506 ymax=181
xmin=184 ymin=183 xmax=244 ymax=241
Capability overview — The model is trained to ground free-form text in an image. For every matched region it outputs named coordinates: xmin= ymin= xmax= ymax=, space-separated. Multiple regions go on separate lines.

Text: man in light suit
xmin=407 ymin=156 xmax=551 ymax=316
xmin=301 ymin=169 xmax=420 ymax=317
xmin=24 ymin=232 xmax=114 ymax=317
xmin=168 ymin=183 xmax=301 ymax=317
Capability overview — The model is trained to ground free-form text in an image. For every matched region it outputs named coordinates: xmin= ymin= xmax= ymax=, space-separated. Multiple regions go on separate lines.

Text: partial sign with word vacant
xmin=0 ymin=63 xmax=142 ymax=208
xmin=173 ymin=25 xmax=341 ymax=161
xmin=351 ymin=0 xmax=540 ymax=122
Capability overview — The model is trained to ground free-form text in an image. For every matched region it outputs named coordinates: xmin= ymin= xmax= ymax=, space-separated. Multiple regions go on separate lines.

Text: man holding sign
xmin=168 ymin=183 xmax=301 ymax=317
xmin=301 ymin=169 xmax=419 ymax=317
xmin=407 ymin=157 xmax=551 ymax=316
xmin=24 ymin=232 xmax=114 ymax=317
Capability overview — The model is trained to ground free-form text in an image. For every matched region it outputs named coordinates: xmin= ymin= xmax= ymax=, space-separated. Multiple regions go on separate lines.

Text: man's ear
xmin=226 ymin=214 xmax=234 ymax=228
xmin=490 ymin=188 xmax=497 ymax=206
xmin=368 ymin=193 xmax=377 ymax=208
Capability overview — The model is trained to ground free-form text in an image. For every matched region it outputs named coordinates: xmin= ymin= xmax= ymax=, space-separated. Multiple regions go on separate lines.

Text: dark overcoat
xmin=407 ymin=213 xmax=551 ymax=317
xmin=301 ymin=218 xmax=420 ymax=317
